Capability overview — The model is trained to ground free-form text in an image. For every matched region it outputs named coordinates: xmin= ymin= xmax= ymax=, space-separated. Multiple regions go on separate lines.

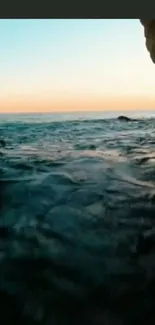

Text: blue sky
xmin=0 ymin=19 xmax=154 ymax=112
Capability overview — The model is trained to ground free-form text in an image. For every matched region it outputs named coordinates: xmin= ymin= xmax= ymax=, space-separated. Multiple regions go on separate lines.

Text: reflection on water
xmin=1 ymin=113 xmax=155 ymax=324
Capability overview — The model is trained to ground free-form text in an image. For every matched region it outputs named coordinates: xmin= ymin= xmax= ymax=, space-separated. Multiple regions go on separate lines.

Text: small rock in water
xmin=89 ymin=144 xmax=96 ymax=150
xmin=117 ymin=116 xmax=132 ymax=122
xmin=0 ymin=139 xmax=6 ymax=148
xmin=117 ymin=115 xmax=137 ymax=122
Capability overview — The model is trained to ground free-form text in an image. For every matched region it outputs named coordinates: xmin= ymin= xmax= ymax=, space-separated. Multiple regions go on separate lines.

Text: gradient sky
xmin=0 ymin=19 xmax=155 ymax=113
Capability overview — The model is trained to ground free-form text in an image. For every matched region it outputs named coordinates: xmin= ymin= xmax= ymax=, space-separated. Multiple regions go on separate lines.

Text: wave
xmin=1 ymin=116 xmax=155 ymax=324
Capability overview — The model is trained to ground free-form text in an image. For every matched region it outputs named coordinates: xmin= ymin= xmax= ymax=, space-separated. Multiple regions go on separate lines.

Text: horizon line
xmin=1 ymin=108 xmax=155 ymax=115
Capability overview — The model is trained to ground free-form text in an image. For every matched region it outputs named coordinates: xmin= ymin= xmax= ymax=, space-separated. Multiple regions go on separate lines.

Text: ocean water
xmin=1 ymin=111 xmax=155 ymax=324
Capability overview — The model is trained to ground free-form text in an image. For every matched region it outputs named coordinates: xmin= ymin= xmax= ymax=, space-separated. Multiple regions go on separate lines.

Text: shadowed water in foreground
xmin=1 ymin=112 xmax=155 ymax=324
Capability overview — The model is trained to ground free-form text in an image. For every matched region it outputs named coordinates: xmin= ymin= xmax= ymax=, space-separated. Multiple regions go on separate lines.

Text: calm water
xmin=1 ymin=111 xmax=155 ymax=325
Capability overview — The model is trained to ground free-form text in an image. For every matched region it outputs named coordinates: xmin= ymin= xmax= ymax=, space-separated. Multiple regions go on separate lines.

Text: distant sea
xmin=1 ymin=109 xmax=155 ymax=123
xmin=1 ymin=110 xmax=155 ymax=325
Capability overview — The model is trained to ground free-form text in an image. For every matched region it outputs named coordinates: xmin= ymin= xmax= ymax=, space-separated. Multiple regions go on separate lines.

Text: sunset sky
xmin=0 ymin=19 xmax=155 ymax=113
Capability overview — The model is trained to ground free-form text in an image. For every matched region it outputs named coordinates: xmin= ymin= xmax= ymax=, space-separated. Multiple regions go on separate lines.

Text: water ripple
xmin=1 ymin=116 xmax=155 ymax=324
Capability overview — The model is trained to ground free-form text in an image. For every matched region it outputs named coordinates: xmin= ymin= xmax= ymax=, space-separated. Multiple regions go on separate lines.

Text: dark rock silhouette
xmin=117 ymin=115 xmax=137 ymax=122
xmin=118 ymin=115 xmax=131 ymax=122
xmin=0 ymin=139 xmax=6 ymax=148
xmin=140 ymin=19 xmax=155 ymax=63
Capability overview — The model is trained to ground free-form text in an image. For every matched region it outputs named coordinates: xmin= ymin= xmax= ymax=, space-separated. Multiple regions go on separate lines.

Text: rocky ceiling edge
xmin=140 ymin=19 xmax=155 ymax=63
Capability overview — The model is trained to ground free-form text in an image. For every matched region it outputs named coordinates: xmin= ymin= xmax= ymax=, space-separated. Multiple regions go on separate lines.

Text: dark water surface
xmin=1 ymin=111 xmax=155 ymax=324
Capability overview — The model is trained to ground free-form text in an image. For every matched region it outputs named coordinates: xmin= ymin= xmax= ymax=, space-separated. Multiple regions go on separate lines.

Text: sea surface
xmin=1 ymin=110 xmax=155 ymax=325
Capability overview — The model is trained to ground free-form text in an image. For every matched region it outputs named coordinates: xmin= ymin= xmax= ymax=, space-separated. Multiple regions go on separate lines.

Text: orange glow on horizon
xmin=0 ymin=94 xmax=155 ymax=114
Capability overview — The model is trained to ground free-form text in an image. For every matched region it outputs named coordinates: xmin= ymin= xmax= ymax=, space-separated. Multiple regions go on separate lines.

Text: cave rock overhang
xmin=140 ymin=19 xmax=155 ymax=63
